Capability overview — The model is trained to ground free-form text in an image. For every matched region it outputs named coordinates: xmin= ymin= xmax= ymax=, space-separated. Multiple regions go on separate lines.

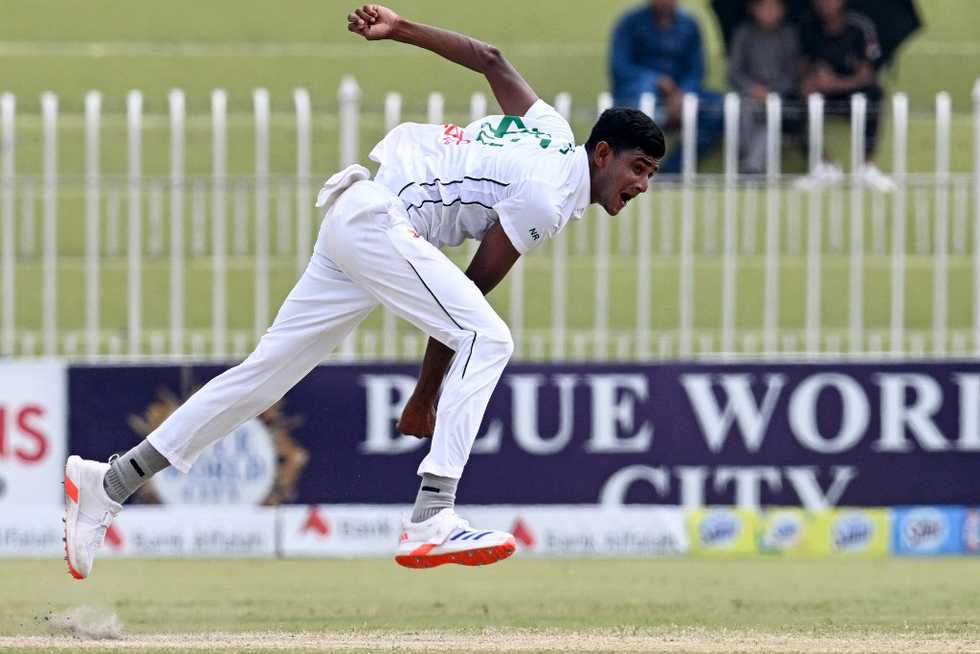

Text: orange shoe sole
xmin=63 ymin=531 xmax=85 ymax=580
xmin=63 ymin=466 xmax=85 ymax=580
xmin=395 ymin=537 xmax=516 ymax=569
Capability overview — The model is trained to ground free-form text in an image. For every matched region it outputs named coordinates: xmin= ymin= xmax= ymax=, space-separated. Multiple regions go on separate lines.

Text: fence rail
xmin=1 ymin=77 xmax=980 ymax=362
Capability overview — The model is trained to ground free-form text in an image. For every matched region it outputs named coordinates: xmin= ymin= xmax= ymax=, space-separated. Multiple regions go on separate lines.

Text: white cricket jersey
xmin=369 ymin=99 xmax=591 ymax=254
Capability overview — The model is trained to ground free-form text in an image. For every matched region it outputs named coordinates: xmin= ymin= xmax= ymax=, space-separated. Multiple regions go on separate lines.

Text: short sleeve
xmin=522 ymin=99 xmax=576 ymax=145
xmin=848 ymin=13 xmax=881 ymax=66
xmin=494 ymin=181 xmax=564 ymax=254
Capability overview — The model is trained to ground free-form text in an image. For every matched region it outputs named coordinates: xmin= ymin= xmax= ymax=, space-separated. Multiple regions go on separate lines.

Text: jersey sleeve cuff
xmin=496 ymin=210 xmax=532 ymax=255
xmin=522 ymin=98 xmax=550 ymax=119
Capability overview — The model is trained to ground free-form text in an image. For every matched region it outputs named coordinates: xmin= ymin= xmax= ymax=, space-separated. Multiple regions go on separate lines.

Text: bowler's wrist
xmin=389 ymin=15 xmax=413 ymax=43
xmin=409 ymin=385 xmax=439 ymax=405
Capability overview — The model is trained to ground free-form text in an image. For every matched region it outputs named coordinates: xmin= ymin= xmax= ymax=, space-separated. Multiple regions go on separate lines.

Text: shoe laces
xmin=78 ymin=507 xmax=114 ymax=532
xmin=83 ymin=514 xmax=114 ymax=561
xmin=446 ymin=512 xmax=471 ymax=535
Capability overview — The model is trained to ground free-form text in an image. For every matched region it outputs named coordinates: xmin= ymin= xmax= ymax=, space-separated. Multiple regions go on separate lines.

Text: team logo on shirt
xmin=529 ymin=227 xmax=541 ymax=241
xmin=475 ymin=115 xmax=552 ymax=149
xmin=441 ymin=114 xmax=573 ymax=154
xmin=441 ymin=123 xmax=470 ymax=145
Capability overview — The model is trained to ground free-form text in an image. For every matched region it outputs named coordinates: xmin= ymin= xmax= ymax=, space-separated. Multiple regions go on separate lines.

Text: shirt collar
xmin=571 ymin=146 xmax=591 ymax=220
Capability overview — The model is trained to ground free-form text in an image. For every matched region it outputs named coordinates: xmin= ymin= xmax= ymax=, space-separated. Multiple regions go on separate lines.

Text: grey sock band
xmin=410 ymin=473 xmax=458 ymax=523
xmin=102 ymin=440 xmax=170 ymax=503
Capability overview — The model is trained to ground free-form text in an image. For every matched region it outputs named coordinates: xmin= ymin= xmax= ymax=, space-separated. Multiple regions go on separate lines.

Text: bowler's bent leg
xmin=148 ymin=254 xmax=376 ymax=472
xmin=65 ymin=186 xmax=381 ymax=581
xmin=327 ymin=196 xmax=513 ymax=481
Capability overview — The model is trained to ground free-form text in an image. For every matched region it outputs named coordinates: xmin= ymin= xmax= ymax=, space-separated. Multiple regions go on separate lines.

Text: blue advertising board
xmin=966 ymin=509 xmax=980 ymax=554
xmin=68 ymin=361 xmax=980 ymax=507
xmin=892 ymin=507 xmax=967 ymax=555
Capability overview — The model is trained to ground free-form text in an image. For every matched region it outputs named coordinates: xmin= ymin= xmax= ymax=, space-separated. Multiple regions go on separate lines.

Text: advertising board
xmin=0 ymin=361 xmax=67 ymax=506
xmin=68 ymin=362 xmax=980 ymax=508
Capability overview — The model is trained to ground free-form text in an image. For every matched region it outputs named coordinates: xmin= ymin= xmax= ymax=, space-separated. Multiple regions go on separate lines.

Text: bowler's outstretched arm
xmin=347 ymin=4 xmax=538 ymax=115
xmin=349 ymin=5 xmax=529 ymax=437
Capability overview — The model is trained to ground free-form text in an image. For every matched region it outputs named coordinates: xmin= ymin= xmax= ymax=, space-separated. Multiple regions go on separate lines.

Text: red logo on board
xmin=104 ymin=524 xmax=124 ymax=550
xmin=300 ymin=506 xmax=330 ymax=538
xmin=511 ymin=518 xmax=535 ymax=548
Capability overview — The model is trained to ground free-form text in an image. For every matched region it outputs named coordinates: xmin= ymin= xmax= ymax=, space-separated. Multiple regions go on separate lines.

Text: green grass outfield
xmin=0 ymin=558 xmax=978 ymax=653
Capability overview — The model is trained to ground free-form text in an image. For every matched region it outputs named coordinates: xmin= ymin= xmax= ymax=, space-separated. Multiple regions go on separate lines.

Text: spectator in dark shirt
xmin=728 ymin=0 xmax=801 ymax=174
xmin=610 ymin=0 xmax=723 ymax=174
xmin=798 ymin=0 xmax=894 ymax=191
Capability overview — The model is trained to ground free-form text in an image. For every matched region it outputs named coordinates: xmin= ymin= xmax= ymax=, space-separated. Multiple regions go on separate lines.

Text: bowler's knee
xmin=482 ymin=319 xmax=514 ymax=364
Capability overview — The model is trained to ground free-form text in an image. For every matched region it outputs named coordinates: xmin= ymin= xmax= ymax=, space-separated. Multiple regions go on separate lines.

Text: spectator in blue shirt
xmin=610 ymin=0 xmax=723 ymax=174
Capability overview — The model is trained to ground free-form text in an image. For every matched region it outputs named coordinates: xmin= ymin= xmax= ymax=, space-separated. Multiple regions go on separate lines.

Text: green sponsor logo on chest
xmin=476 ymin=115 xmax=552 ymax=149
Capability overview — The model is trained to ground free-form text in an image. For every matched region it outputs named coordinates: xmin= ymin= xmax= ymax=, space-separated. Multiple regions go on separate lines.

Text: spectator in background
xmin=798 ymin=0 xmax=895 ymax=191
xmin=610 ymin=0 xmax=723 ymax=174
xmin=728 ymin=0 xmax=800 ymax=175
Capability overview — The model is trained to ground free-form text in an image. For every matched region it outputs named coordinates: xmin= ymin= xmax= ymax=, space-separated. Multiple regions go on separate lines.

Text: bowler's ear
xmin=592 ymin=141 xmax=614 ymax=168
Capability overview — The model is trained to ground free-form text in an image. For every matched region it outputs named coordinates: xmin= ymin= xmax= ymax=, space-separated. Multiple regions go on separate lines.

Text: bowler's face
xmin=651 ymin=0 xmax=679 ymax=15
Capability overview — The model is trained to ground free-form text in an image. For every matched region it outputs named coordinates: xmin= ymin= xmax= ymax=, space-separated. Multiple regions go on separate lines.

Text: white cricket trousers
xmin=147 ymin=175 xmax=513 ymax=480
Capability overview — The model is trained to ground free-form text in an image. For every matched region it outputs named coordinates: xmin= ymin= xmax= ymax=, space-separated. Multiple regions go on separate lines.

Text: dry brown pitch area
xmin=3 ymin=629 xmax=980 ymax=654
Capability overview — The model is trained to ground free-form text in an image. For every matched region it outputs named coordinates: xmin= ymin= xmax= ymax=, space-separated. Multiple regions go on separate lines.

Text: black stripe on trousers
xmin=405 ymin=261 xmax=477 ymax=380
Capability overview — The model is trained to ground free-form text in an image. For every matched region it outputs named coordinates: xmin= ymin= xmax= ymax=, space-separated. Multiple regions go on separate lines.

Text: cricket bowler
xmin=63 ymin=3 xmax=664 ymax=577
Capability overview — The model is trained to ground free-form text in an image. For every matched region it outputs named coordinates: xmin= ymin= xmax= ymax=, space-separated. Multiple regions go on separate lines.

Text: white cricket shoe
xmin=793 ymin=161 xmax=845 ymax=190
xmin=63 ymin=455 xmax=122 ymax=580
xmin=395 ymin=508 xmax=516 ymax=569
xmin=856 ymin=163 xmax=897 ymax=193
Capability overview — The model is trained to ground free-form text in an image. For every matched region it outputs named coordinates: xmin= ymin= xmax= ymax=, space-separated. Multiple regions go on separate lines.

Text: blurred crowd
xmin=610 ymin=0 xmax=896 ymax=191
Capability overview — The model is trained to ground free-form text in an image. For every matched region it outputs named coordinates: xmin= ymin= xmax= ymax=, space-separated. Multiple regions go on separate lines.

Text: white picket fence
xmin=1 ymin=77 xmax=979 ymax=361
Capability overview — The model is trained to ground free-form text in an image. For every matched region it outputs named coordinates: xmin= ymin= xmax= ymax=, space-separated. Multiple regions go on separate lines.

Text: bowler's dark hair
xmin=585 ymin=107 xmax=666 ymax=161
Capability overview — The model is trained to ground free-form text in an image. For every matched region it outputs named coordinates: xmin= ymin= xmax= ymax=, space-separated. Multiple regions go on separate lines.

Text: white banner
xmin=463 ymin=506 xmax=688 ymax=556
xmin=99 ymin=506 xmax=277 ymax=558
xmin=2 ymin=504 xmax=686 ymax=558
xmin=0 ymin=361 xmax=67 ymax=506
xmin=0 ymin=506 xmax=65 ymax=557
xmin=279 ymin=505 xmax=404 ymax=557
xmin=279 ymin=505 xmax=688 ymax=557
